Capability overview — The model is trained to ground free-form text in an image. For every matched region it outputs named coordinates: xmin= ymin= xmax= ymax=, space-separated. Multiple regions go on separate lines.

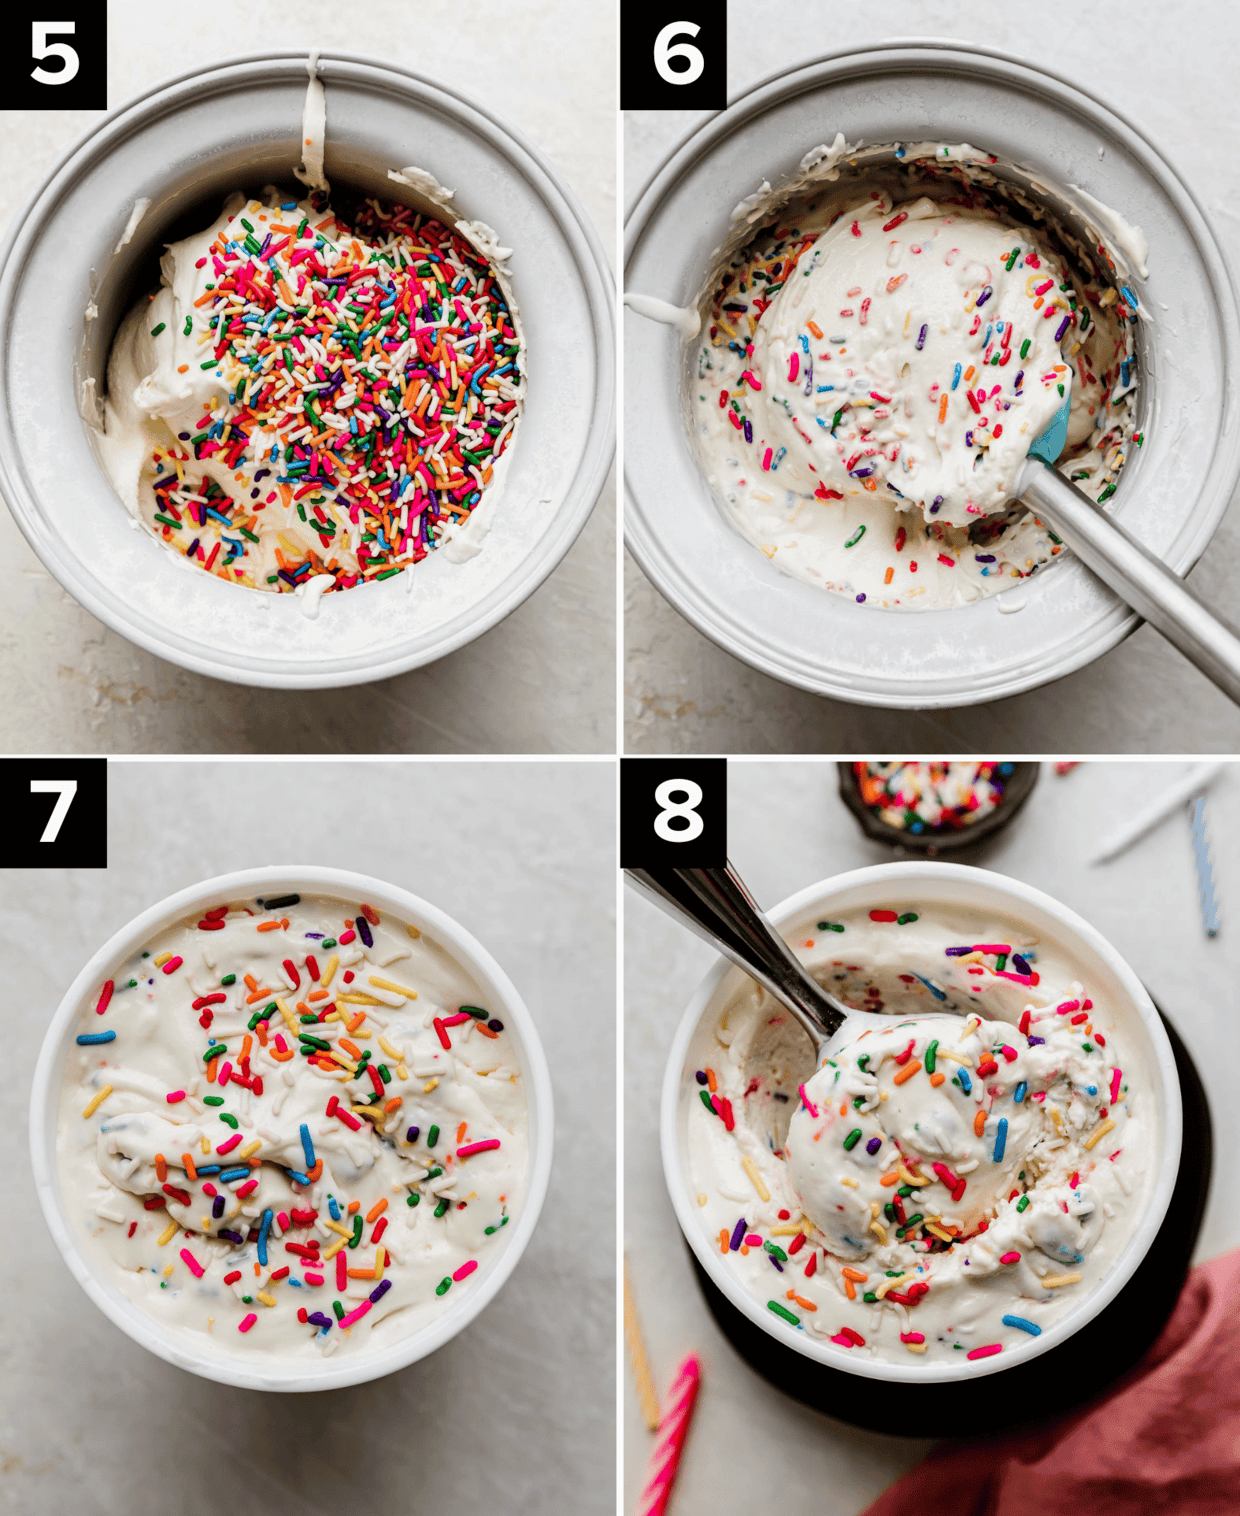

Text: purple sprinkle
xmin=695 ymin=1070 xmax=708 ymax=1085
xmin=966 ymin=431 xmax=974 ymax=447
xmin=945 ymin=946 xmax=971 ymax=957
xmin=369 ymin=1278 xmax=393 ymax=1305
xmin=975 ymin=554 xmax=996 ymax=563
xmin=769 ymin=1255 xmax=784 ymax=1272
xmin=743 ymin=418 xmax=753 ymax=444
xmin=218 ymin=1229 xmax=243 ymax=1245
xmin=916 ymin=324 xmax=927 ymax=350
xmin=1054 ymin=315 xmax=1071 ymax=342
xmin=930 ymin=495 xmax=944 ymax=515
xmin=866 ymin=1136 xmax=883 ymax=1155
xmin=357 ymin=916 xmax=373 ymax=949
xmin=407 ymin=1125 xmax=420 ymax=1143
xmin=730 ymin=1218 xmax=747 ymax=1251
xmin=1011 ymin=954 xmax=1032 ymax=975
xmin=212 ymin=1195 xmax=225 ymax=1219
xmin=307 ymin=1311 xmax=333 ymax=1330
xmin=488 ymin=1019 xmax=504 ymax=1032
xmin=975 ymin=285 xmax=993 ymax=307
xmin=1028 ymin=1036 xmax=1046 ymax=1046
xmin=855 ymin=593 xmax=866 ymax=603
xmin=850 ymin=465 xmax=874 ymax=478
xmin=1015 ymin=370 xmax=1024 ymax=389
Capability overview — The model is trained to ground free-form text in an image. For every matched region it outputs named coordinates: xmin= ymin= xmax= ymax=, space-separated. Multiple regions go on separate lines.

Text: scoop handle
xmin=1019 ymin=461 xmax=1240 ymax=707
xmin=624 ymin=863 xmax=843 ymax=1047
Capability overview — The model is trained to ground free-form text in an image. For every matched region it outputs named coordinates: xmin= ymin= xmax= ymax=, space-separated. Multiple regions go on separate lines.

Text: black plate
xmin=837 ymin=762 xmax=1041 ymax=855
xmin=689 ymin=1004 xmax=1210 ymax=1436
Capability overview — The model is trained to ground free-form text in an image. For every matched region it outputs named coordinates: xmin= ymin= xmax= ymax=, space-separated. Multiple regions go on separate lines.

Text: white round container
xmin=30 ymin=865 xmax=554 ymax=1392
xmin=659 ymin=861 xmax=1182 ymax=1381
xmin=625 ymin=41 xmax=1240 ymax=707
xmin=0 ymin=52 xmax=614 ymax=688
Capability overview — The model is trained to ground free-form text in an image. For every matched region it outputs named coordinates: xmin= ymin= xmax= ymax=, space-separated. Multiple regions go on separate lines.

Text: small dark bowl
xmin=837 ymin=762 xmax=1040 ymax=854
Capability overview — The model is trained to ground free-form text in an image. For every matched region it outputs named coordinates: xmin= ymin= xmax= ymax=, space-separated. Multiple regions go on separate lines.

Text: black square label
xmin=620 ymin=758 xmax=727 ymax=869
xmin=620 ymin=2 xmax=727 ymax=112
xmin=1 ymin=6 xmax=107 ymax=111
xmin=3 ymin=758 xmax=107 ymax=867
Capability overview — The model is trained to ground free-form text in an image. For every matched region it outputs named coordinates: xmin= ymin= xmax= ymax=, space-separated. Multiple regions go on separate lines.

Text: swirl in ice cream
xmin=58 ymin=891 xmax=528 ymax=1363
xmin=686 ymin=900 xmax=1151 ymax=1364
xmin=689 ymin=147 xmax=1139 ymax=608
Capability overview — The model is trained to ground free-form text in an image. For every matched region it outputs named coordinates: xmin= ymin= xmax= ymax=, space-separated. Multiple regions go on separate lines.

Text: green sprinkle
xmin=817 ymin=922 xmax=845 ymax=933
xmin=426 ymin=1167 xmax=443 ymax=1180
xmin=427 ymin=1124 xmax=439 ymax=1148
xmin=897 ymin=912 xmax=918 ymax=925
xmin=767 ymin=1301 xmax=800 ymax=1326
xmin=1097 ymin=484 xmax=1116 ymax=503
xmin=220 ymin=1113 xmax=239 ymax=1130
xmin=434 ymin=1199 xmax=450 ymax=1218
xmin=321 ymin=939 xmax=337 ymax=950
xmin=203 ymin=1044 xmax=227 ymax=1063
xmin=843 ymin=1128 xmax=863 ymax=1151
xmin=203 ymin=1095 xmax=224 ymax=1107
xmin=1016 ymin=1195 xmax=1030 ymax=1213
xmin=925 ymin=1040 xmax=938 ymax=1074
xmin=844 ymin=524 xmax=866 ymax=549
xmin=436 ymin=1278 xmax=452 ymax=1296
xmin=348 ymin=1215 xmax=362 ymax=1248
xmin=154 ymin=514 xmax=182 ymax=531
xmin=862 ymin=1291 xmax=878 ymax=1303
xmin=183 ymin=316 xmax=193 ymax=336
xmin=407 ymin=1191 xmax=421 ymax=1207
xmin=1005 ymin=247 xmax=1020 ymax=270
xmin=150 ymin=323 xmax=166 ymax=337
xmin=221 ymin=975 xmax=236 ymax=986
xmin=1020 ymin=338 xmax=1031 ymax=358
xmin=332 ymin=1300 xmax=345 ymax=1321
xmin=763 ymin=1241 xmax=788 ymax=1262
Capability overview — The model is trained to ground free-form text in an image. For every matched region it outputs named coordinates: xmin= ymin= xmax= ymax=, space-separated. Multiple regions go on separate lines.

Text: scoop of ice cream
xmin=744 ymin=196 xmax=1119 ymax=529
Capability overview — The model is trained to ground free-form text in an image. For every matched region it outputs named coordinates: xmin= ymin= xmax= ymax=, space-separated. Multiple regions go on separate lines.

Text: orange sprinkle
xmin=938 ymin=393 xmax=949 ymax=423
xmin=155 ymin=1154 xmax=167 ymax=1182
xmin=929 ymin=1072 xmax=946 ymax=1087
xmin=880 ymin=1171 xmax=900 ymax=1187
xmin=706 ymin=1069 xmax=717 ymax=1093
xmin=244 ymin=974 xmax=258 ymax=992
xmin=255 ymin=1021 xmax=269 ymax=1047
xmin=476 ymin=1023 xmax=499 ymax=1039
xmin=839 ymin=1103 xmax=847 ymax=1117
xmin=974 ymin=1108 xmax=987 ymax=1137
xmin=347 ymin=1200 xmax=360 ymax=1215
xmin=308 ymin=989 xmax=329 ymax=1002
xmin=964 ymin=365 xmax=976 ymax=382
xmin=719 ymin=1229 xmax=729 ymax=1255
xmin=240 ymin=1035 xmax=252 ymax=1060
xmin=456 ymin=1122 xmax=468 ymax=1144
xmin=893 ymin=1060 xmax=922 ymax=1086
xmin=807 ymin=320 xmax=824 ymax=339
xmin=383 ymin=1097 xmax=401 ymax=1114
xmin=793 ymin=1295 xmax=817 ymax=1312
xmin=257 ymin=920 xmax=282 ymax=933
xmin=884 ymin=566 xmax=894 ymax=585
xmin=347 ymin=1268 xmax=376 ymax=1279
xmin=842 ymin=1268 xmax=868 ymax=1281
xmin=366 ymin=1198 xmax=388 ymax=1223
xmin=339 ymin=1038 xmax=363 ymax=1059
xmin=207 ymin=1057 xmax=218 ymax=1084
xmin=845 ymin=1279 xmax=856 ymax=1299
xmin=346 ymin=1011 xmax=367 ymax=1033
xmin=244 ymin=988 xmax=271 ymax=1003
xmin=182 ymin=1151 xmax=198 ymax=1181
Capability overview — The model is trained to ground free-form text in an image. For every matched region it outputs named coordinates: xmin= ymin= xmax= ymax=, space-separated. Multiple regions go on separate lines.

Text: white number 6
xmin=32 ymin=22 xmax=80 ymax=86
xmin=653 ymin=22 xmax=705 ymax=86
xmin=31 ymin=779 xmax=78 ymax=842
xmin=654 ymin=778 xmax=704 ymax=843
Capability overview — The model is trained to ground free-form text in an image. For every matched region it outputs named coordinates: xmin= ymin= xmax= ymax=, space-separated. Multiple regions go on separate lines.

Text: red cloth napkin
xmin=862 ymin=1249 xmax=1240 ymax=1516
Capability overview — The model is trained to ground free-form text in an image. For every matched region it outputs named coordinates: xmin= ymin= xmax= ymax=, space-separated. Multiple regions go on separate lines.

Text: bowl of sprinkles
xmin=838 ymin=761 xmax=1039 ymax=852
xmin=659 ymin=862 xmax=1181 ymax=1381
xmin=31 ymin=867 xmax=553 ymax=1391
xmin=624 ymin=41 xmax=1240 ymax=707
xmin=0 ymin=52 xmax=613 ymax=687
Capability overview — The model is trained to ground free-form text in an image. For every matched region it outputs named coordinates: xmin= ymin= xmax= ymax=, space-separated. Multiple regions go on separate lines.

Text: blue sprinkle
xmin=218 ymin=1166 xmax=250 ymax=1183
xmin=1014 ymin=1081 xmax=1028 ymax=1103
xmin=300 ymin=1123 xmax=316 ymax=1171
xmin=957 ymin=1068 xmax=972 ymax=1094
xmin=77 ymin=1031 xmax=116 ymax=1045
xmin=952 ymin=363 xmax=962 ymax=390
xmin=286 ymin=1170 xmax=312 ymax=1186
xmin=1121 ymin=285 xmax=1138 ymax=308
xmin=913 ymin=974 xmax=946 ymax=1002
xmin=993 ymin=1116 xmax=1009 ymax=1163
xmin=329 ymin=1196 xmax=341 ymax=1221
xmin=1003 ymin=1314 xmax=1042 ymax=1336
xmin=257 ymin=1209 xmax=273 ymax=1267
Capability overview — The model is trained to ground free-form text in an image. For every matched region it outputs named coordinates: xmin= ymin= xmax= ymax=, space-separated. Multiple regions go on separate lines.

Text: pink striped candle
xmin=637 ymin=1353 xmax=700 ymax=1516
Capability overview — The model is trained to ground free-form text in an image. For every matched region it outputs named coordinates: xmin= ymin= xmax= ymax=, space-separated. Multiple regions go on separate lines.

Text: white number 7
xmin=31 ymin=779 xmax=78 ymax=842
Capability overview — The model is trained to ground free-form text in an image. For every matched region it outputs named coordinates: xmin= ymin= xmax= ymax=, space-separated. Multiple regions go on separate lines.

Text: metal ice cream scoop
xmin=1021 ymin=397 xmax=1240 ymax=705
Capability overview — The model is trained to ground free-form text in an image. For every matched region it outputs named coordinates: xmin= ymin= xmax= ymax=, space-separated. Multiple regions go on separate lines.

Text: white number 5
xmin=653 ymin=22 xmax=705 ymax=86
xmin=32 ymin=22 xmax=80 ymax=86
xmin=31 ymin=779 xmax=78 ymax=842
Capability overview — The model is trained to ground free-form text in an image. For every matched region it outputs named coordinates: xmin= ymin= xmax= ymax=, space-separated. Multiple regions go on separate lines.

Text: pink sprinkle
xmin=973 ymin=944 xmax=1012 ymax=954
xmin=304 ymin=1272 xmax=324 ymax=1286
xmin=202 ymin=1183 xmax=217 ymax=1197
xmin=161 ymin=957 xmax=184 ymax=975
xmin=338 ymin=1299 xmax=373 ymax=1330
xmin=1110 ymin=1068 xmax=1122 ymax=1104
xmin=218 ymin=1062 xmax=232 ymax=1087
xmin=798 ymin=1083 xmax=819 ymax=1118
xmin=277 ymin=1212 xmax=290 ymax=1229
xmin=237 ymin=1179 xmax=258 ymax=1198
xmin=339 ymin=928 xmax=356 ymax=945
xmin=217 ymin=1134 xmax=242 ymax=1155
xmin=1000 ymin=1251 xmax=1021 ymax=1265
xmin=336 ymin=1109 xmax=363 ymax=1132
xmin=456 ymin=1139 xmax=501 ymax=1159
xmin=762 ymin=447 xmax=774 ymax=471
xmin=744 ymin=1234 xmax=763 ymax=1247
xmin=95 ymin=980 xmax=114 ymax=1016
xmin=831 ymin=1334 xmax=855 ymax=1348
xmin=1056 ymin=999 xmax=1080 ymax=1015
xmin=433 ymin=1018 xmax=452 ymax=1051
xmin=788 ymin=354 xmax=799 ymax=382
xmin=968 ymin=1343 xmax=1003 ymax=1360
xmin=180 ymin=1248 xmax=204 ymax=1279
xmin=992 ymin=969 xmax=1037 ymax=986
xmin=938 ymin=553 xmax=955 ymax=567
xmin=900 ymin=1331 xmax=925 ymax=1344
xmin=238 ymin=1313 xmax=257 ymax=1333
xmin=166 ymin=1090 xmax=187 ymax=1104
xmin=442 ymin=1012 xmax=472 ymax=1027
xmin=1000 ymin=1045 xmax=1018 ymax=1063
xmin=452 ymin=1260 xmax=478 ymax=1282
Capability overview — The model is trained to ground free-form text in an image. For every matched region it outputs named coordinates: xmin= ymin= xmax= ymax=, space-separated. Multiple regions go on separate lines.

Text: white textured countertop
xmin=625 ymin=759 xmax=1237 ymax=1512
xmin=2 ymin=760 xmax=615 ymax=1514
xmin=0 ymin=0 xmax=616 ymax=754
xmin=624 ymin=0 xmax=1240 ymax=752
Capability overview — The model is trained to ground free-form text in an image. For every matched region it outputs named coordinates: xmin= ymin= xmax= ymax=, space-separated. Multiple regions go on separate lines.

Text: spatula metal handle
xmin=1020 ymin=462 xmax=1240 ymax=708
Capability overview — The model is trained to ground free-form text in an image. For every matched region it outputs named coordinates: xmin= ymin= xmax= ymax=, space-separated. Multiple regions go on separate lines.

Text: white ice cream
xmin=686 ymin=900 xmax=1151 ymax=1365
xmin=58 ymin=892 xmax=528 ymax=1365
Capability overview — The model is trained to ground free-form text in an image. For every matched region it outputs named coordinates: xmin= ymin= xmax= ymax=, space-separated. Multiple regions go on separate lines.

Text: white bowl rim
xmin=658 ymin=860 xmax=1183 ymax=1383
xmin=30 ymin=863 xmax=554 ymax=1392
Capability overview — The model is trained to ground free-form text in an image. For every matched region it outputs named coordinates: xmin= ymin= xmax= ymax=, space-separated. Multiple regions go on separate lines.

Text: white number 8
xmin=32 ymin=22 xmax=80 ymax=86
xmin=654 ymin=778 xmax=704 ymax=843
xmin=653 ymin=22 xmax=705 ymax=86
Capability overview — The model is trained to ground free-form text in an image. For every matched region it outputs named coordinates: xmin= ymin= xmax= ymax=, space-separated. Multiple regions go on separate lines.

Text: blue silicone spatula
xmin=1019 ymin=395 xmax=1240 ymax=706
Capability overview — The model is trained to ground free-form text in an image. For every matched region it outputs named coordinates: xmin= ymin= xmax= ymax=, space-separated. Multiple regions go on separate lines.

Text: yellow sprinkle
xmin=350 ymin=1105 xmax=383 ymax=1123
xmin=1084 ymin=1118 xmax=1116 ymax=1150
xmin=157 ymin=1221 xmax=178 ymax=1247
xmin=329 ymin=1049 xmax=358 ymax=1073
xmin=1049 ymin=1107 xmax=1066 ymax=1133
xmin=237 ymin=1139 xmax=261 ymax=1159
xmin=839 ymin=1176 xmax=858 ymax=1189
xmin=163 ymin=1264 xmax=174 ymax=1277
xmin=200 ymin=1136 xmax=211 ymax=1154
xmin=869 ymin=1218 xmax=889 ymax=1244
xmin=896 ymin=1163 xmax=929 ymax=1187
xmin=369 ymin=975 xmax=418 ymax=999
xmin=935 ymin=1049 xmax=974 ymax=1067
xmin=397 ymin=1064 xmax=409 ymax=1080
xmin=875 ymin=1273 xmax=914 ymax=1300
xmin=378 ymin=1036 xmax=403 ymax=1060
xmin=336 ymin=992 xmax=384 ymax=1006
xmin=82 ymin=1085 xmax=113 ymax=1118
xmin=769 ymin=1223 xmax=803 ymax=1236
xmin=324 ymin=1218 xmax=352 ymax=1239
xmin=1040 ymin=1271 xmax=1083 ymax=1288
xmin=374 ymin=1247 xmax=386 ymax=1280
xmin=741 ymin=1156 xmax=771 ymax=1202
xmin=905 ymin=1342 xmax=928 ymax=1353
xmin=153 ymin=952 xmax=174 ymax=968
xmin=698 ymin=1194 xmax=708 ymax=1207
xmin=423 ymin=1078 xmax=439 ymax=1094
xmin=276 ymin=998 xmax=298 ymax=1033
xmin=406 ymin=923 xmax=421 ymax=939
xmin=256 ymin=1290 xmax=278 ymax=1308
xmin=320 ymin=953 xmax=340 ymax=988
xmin=924 ymin=1222 xmax=953 ymax=1243
xmin=323 ymin=1236 xmax=349 ymax=1259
